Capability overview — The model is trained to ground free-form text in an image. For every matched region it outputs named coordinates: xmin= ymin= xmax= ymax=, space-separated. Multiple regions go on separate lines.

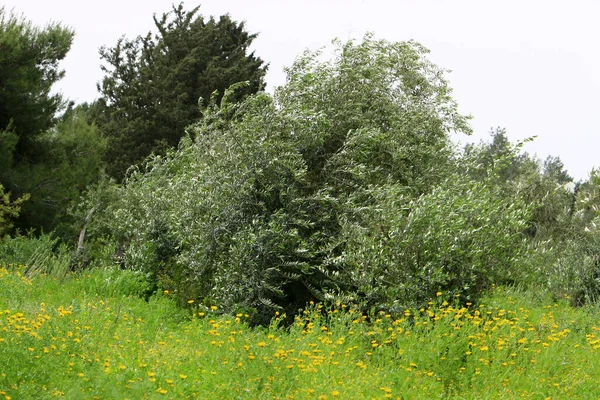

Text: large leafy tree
xmin=96 ymin=3 xmax=267 ymax=179
xmin=85 ymin=35 xmax=481 ymax=322
xmin=0 ymin=8 xmax=73 ymax=163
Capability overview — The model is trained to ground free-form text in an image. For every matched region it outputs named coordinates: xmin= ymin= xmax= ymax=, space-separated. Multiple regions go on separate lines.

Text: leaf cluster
xmin=0 ymin=184 xmax=29 ymax=237
xmin=2 ymin=109 xmax=106 ymax=238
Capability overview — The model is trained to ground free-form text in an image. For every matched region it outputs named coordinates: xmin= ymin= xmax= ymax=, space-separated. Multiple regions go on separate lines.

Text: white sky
xmin=5 ymin=0 xmax=600 ymax=181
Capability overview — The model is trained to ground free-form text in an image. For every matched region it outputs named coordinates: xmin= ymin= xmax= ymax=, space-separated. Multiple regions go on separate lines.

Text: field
xmin=2 ymin=263 xmax=600 ymax=399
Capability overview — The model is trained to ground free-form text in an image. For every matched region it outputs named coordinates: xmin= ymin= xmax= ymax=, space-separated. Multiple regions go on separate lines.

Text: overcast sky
xmin=5 ymin=0 xmax=600 ymax=180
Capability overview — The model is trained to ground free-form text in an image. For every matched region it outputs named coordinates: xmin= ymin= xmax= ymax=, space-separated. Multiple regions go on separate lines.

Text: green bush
xmin=0 ymin=183 xmax=29 ymax=237
xmin=531 ymin=169 xmax=600 ymax=305
xmin=80 ymin=266 xmax=153 ymax=298
xmin=542 ymin=236 xmax=600 ymax=306
xmin=339 ymin=174 xmax=532 ymax=309
xmin=79 ymin=36 xmax=552 ymax=323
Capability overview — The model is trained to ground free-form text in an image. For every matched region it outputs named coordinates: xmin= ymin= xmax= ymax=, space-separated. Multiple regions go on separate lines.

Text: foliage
xmin=96 ymin=3 xmax=267 ymax=179
xmin=340 ymin=172 xmax=532 ymax=309
xmin=460 ymin=129 xmax=600 ymax=305
xmin=2 ymin=268 xmax=600 ymax=399
xmin=0 ymin=9 xmax=105 ymax=237
xmin=539 ymin=168 xmax=600 ymax=304
xmin=463 ymin=128 xmax=575 ymax=241
xmin=0 ymin=7 xmax=73 ymax=162
xmin=83 ymin=35 xmax=479 ymax=322
xmin=2 ymin=109 xmax=106 ymax=238
xmin=0 ymin=184 xmax=29 ymax=237
xmin=0 ymin=127 xmax=18 ymax=173
xmin=458 ymin=129 xmax=600 ymax=302
xmin=0 ymin=233 xmax=72 ymax=278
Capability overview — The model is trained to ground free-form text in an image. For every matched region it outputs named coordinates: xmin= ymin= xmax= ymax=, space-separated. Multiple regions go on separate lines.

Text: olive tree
xmin=85 ymin=35 xmax=480 ymax=322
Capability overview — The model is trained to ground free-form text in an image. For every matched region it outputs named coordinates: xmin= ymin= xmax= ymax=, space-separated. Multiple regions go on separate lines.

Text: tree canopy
xmin=83 ymin=36 xmax=494 ymax=322
xmin=0 ymin=8 xmax=83 ymax=236
xmin=0 ymin=7 xmax=73 ymax=163
xmin=96 ymin=3 xmax=267 ymax=179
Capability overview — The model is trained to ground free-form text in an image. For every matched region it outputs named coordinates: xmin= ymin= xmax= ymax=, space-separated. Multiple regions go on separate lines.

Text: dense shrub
xmin=0 ymin=183 xmax=29 ymax=237
xmin=533 ymin=169 xmax=600 ymax=305
xmin=338 ymin=173 xmax=532 ymax=309
xmin=80 ymin=36 xmax=542 ymax=323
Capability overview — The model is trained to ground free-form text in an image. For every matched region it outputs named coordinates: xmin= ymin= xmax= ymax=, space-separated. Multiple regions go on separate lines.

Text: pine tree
xmin=0 ymin=7 xmax=73 ymax=163
xmin=96 ymin=3 xmax=267 ymax=179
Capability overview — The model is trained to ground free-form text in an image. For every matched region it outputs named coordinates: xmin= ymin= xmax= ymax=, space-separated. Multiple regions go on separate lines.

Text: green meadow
xmin=2 ymin=263 xmax=600 ymax=400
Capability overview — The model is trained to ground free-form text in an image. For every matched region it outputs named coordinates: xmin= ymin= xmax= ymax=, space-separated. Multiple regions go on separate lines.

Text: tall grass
xmin=0 ymin=234 xmax=72 ymax=279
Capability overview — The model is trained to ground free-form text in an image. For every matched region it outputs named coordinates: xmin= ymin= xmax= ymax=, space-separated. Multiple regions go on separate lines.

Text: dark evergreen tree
xmin=0 ymin=7 xmax=73 ymax=163
xmin=0 ymin=8 xmax=87 ymax=236
xmin=96 ymin=3 xmax=267 ymax=179
xmin=7 ymin=108 xmax=107 ymax=238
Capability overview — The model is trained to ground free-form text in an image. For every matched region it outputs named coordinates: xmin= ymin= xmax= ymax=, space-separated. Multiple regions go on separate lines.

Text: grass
xmin=1 ymin=263 xmax=600 ymax=399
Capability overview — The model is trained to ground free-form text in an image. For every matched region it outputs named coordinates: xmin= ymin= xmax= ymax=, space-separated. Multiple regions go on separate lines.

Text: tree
xmin=462 ymin=129 xmax=574 ymax=239
xmin=4 ymin=108 xmax=107 ymax=238
xmin=96 ymin=3 xmax=267 ymax=179
xmin=0 ymin=8 xmax=73 ymax=163
xmin=0 ymin=8 xmax=80 ymax=236
xmin=84 ymin=35 xmax=473 ymax=322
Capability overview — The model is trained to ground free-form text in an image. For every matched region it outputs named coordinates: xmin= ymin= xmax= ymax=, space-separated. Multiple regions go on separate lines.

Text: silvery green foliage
xmin=460 ymin=129 xmax=600 ymax=305
xmin=540 ymin=169 xmax=600 ymax=305
xmin=84 ymin=36 xmax=507 ymax=321
xmin=338 ymin=173 xmax=532 ymax=310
